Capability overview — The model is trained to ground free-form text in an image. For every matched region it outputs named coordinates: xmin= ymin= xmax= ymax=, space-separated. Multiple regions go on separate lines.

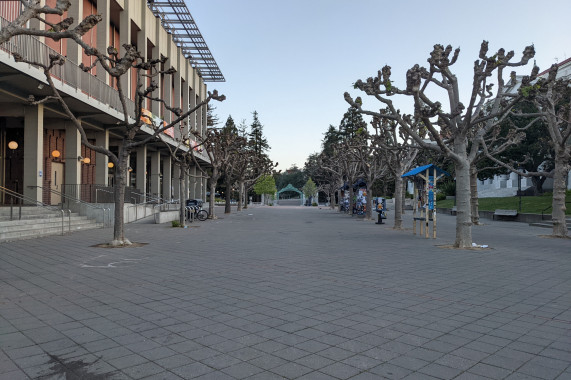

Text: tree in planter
xmin=6 ymin=1 xmax=225 ymax=245
xmin=345 ymin=41 xmax=536 ymax=248
xmin=302 ymin=178 xmax=318 ymax=205
xmin=484 ymin=65 xmax=571 ymax=237
xmin=369 ymin=115 xmax=418 ymax=228
xmin=253 ymin=174 xmax=277 ymax=205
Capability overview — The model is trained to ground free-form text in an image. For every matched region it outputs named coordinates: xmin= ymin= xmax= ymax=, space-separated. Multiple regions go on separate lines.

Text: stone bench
xmin=493 ymin=209 xmax=518 ymax=221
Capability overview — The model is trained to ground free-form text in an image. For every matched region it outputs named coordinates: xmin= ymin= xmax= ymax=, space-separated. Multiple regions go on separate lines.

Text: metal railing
xmin=30 ymin=186 xmax=110 ymax=227
xmin=61 ymin=184 xmax=144 ymax=204
xmin=541 ymin=201 xmax=571 ymax=220
xmin=0 ymin=185 xmax=70 ymax=235
xmin=0 ymin=16 xmax=135 ymax=117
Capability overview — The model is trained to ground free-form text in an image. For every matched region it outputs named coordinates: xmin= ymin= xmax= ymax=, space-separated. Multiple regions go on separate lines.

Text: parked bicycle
xmin=185 ymin=199 xmax=208 ymax=221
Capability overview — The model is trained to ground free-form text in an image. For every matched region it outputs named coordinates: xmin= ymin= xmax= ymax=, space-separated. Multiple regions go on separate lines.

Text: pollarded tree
xmin=345 ymin=41 xmax=536 ymax=248
xmin=0 ymin=0 xmax=100 ymax=44
xmin=8 ymin=1 xmax=224 ymax=245
xmin=484 ymin=65 xmax=571 ymax=237
xmin=369 ymin=116 xmax=418 ymax=229
xmin=346 ymin=127 xmax=389 ymax=220
xmin=192 ymin=116 xmax=241 ymax=219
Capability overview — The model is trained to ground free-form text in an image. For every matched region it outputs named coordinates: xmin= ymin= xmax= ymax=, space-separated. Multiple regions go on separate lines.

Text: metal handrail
xmin=0 ymin=185 xmax=70 ymax=235
xmin=541 ymin=201 xmax=571 ymax=220
xmin=0 ymin=16 xmax=136 ymax=117
xmin=28 ymin=186 xmax=110 ymax=227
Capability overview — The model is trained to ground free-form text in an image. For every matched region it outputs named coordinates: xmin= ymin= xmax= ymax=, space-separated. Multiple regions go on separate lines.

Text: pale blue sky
xmin=189 ymin=0 xmax=570 ymax=171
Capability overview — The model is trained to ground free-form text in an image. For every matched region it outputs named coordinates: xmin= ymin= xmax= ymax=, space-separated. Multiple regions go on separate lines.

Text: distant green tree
xmin=249 ymin=111 xmax=270 ymax=156
xmin=254 ymin=175 xmax=277 ymax=204
xmin=302 ymin=178 xmax=317 ymax=199
xmin=339 ymin=107 xmax=367 ymax=140
xmin=275 ymin=165 xmax=306 ymax=190
xmin=207 ymin=104 xmax=220 ymax=127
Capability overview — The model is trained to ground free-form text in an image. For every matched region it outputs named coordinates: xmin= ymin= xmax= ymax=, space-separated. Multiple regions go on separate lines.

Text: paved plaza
xmin=1 ymin=206 xmax=570 ymax=379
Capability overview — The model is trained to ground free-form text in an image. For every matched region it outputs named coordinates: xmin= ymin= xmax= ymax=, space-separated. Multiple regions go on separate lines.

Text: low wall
xmin=154 ymin=210 xmax=180 ymax=224
xmin=437 ymin=207 xmax=551 ymax=223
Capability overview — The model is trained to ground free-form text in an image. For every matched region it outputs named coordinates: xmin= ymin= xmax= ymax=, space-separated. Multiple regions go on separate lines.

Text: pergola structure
xmin=277 ymin=184 xmax=303 ymax=206
xmin=147 ymin=0 xmax=225 ymax=82
xmin=402 ymin=164 xmax=450 ymax=239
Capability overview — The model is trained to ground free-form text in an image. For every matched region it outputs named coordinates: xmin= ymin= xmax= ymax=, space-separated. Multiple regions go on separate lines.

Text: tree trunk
xmin=470 ymin=163 xmax=480 ymax=225
xmin=531 ymin=176 xmax=545 ymax=194
xmin=454 ymin=158 xmax=473 ymax=248
xmin=208 ymin=179 xmax=217 ymax=219
xmin=237 ymin=180 xmax=244 ymax=212
xmin=365 ymin=185 xmax=373 ymax=220
xmin=224 ymin=177 xmax=232 ymax=214
xmin=551 ymin=148 xmax=570 ymax=237
xmin=349 ymin=187 xmax=355 ymax=215
xmin=401 ymin=180 xmax=407 ymax=215
xmin=329 ymin=190 xmax=335 ymax=210
xmin=111 ymin=148 xmax=129 ymax=245
xmin=179 ymin=166 xmax=186 ymax=225
xmin=393 ymin=174 xmax=403 ymax=229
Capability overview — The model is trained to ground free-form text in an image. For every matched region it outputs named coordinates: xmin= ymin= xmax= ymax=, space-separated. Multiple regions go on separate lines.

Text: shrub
xmin=436 ymin=192 xmax=447 ymax=202
xmin=171 ymin=220 xmax=181 ymax=228
xmin=439 ymin=181 xmax=456 ymax=196
xmin=312 ymin=202 xmax=318 ymax=206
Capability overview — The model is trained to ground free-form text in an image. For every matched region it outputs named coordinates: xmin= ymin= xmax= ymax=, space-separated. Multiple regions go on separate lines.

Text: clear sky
xmin=188 ymin=0 xmax=570 ymax=171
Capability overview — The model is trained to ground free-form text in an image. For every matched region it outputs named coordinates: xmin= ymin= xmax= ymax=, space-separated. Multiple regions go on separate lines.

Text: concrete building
xmin=0 ymin=0 xmax=223 ymax=209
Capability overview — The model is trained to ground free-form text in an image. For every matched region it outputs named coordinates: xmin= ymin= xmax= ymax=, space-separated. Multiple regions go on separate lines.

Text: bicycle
xmin=186 ymin=205 xmax=209 ymax=221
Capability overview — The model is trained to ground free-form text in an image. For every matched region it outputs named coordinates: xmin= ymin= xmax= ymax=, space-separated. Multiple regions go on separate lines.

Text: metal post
xmin=518 ymin=172 xmax=522 ymax=212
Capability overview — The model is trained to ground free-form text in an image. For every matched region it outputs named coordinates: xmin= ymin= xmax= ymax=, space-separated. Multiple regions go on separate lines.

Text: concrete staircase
xmin=529 ymin=217 xmax=571 ymax=230
xmin=0 ymin=206 xmax=102 ymax=243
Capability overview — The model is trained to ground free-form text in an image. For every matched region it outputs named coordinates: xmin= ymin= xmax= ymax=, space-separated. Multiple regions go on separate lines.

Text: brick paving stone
xmin=1 ymin=206 xmax=571 ymax=379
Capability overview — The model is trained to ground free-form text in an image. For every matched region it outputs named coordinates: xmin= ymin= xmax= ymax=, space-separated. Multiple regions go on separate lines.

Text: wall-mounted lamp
xmin=37 ymin=83 xmax=44 ymax=90
xmin=8 ymin=141 xmax=18 ymax=150
xmin=51 ymin=149 xmax=61 ymax=158
xmin=107 ymin=162 xmax=114 ymax=168
xmin=78 ymin=156 xmax=91 ymax=164
xmin=128 ymin=167 xmax=133 ymax=172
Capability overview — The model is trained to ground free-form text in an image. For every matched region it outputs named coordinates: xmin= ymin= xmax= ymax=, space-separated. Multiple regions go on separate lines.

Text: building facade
xmin=0 ymin=0 xmax=222 ymax=207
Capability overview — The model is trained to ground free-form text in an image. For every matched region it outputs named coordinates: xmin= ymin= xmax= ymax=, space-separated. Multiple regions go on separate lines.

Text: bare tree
xmin=191 ymin=124 xmax=241 ymax=219
xmin=0 ymin=0 xmax=101 ymax=45
xmin=484 ymin=65 xmax=571 ymax=237
xmin=370 ymin=116 xmax=418 ymax=228
xmin=345 ymin=41 xmax=536 ymax=248
xmin=347 ymin=129 xmax=389 ymax=220
xmin=9 ymin=2 xmax=224 ymax=245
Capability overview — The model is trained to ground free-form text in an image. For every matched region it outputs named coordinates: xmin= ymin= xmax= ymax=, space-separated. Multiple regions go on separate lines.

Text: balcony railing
xmin=0 ymin=16 xmax=135 ymax=117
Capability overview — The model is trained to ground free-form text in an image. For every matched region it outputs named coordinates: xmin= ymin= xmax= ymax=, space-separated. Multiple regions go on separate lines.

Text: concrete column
xmin=23 ymin=105 xmax=43 ymax=203
xmin=96 ymin=0 xmax=110 ymax=85
xmin=150 ymin=151 xmax=161 ymax=197
xmin=189 ymin=86 xmax=196 ymax=134
xmin=188 ymin=166 xmax=196 ymax=199
xmin=172 ymin=165 xmax=180 ymax=201
xmin=162 ymin=156 xmax=172 ymax=201
xmin=95 ymin=130 xmax=109 ymax=185
xmin=202 ymin=178 xmax=207 ymax=201
xmin=65 ymin=122 xmax=82 ymax=195
xmin=136 ymin=145 xmax=147 ymax=199
xmin=173 ymin=62 xmax=182 ymax=139
xmin=119 ymin=1 xmax=131 ymax=99
xmin=67 ymin=1 xmax=84 ymax=65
